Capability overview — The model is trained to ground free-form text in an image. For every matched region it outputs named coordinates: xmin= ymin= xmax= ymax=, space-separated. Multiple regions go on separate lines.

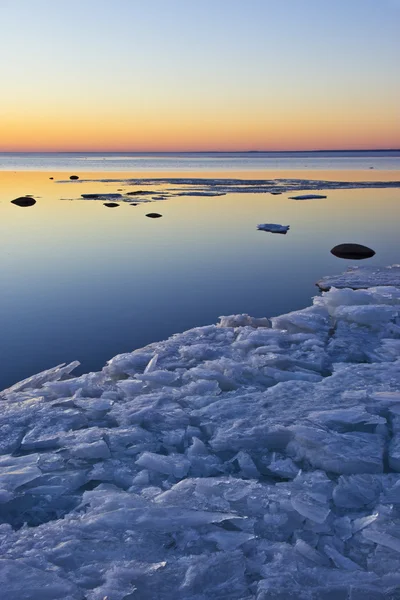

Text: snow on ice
xmin=1 ymin=277 xmax=400 ymax=598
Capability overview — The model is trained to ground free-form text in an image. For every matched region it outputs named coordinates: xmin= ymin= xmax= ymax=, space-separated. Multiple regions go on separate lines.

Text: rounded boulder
xmin=330 ymin=244 xmax=375 ymax=260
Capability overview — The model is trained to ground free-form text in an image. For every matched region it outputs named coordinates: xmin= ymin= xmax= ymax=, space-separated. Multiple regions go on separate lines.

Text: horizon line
xmin=1 ymin=148 xmax=400 ymax=154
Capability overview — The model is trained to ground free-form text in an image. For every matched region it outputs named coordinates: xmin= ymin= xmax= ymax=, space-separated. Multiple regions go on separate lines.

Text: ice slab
xmin=257 ymin=223 xmax=290 ymax=233
xmin=317 ymin=264 xmax=400 ymax=291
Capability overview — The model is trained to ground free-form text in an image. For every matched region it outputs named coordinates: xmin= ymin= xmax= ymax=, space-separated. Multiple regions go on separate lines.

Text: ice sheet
xmin=317 ymin=264 xmax=400 ymax=291
xmin=1 ymin=280 xmax=400 ymax=598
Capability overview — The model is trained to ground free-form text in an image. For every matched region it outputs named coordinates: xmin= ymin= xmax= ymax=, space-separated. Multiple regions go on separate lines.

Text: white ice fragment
xmin=144 ymin=353 xmax=158 ymax=373
xmin=71 ymin=440 xmax=111 ymax=460
xmin=291 ymin=492 xmax=331 ymax=524
xmin=333 ymin=516 xmax=353 ymax=540
xmin=324 ymin=544 xmax=363 ymax=570
xmin=257 ymin=223 xmax=290 ymax=234
xmin=288 ymin=426 xmax=384 ymax=475
xmin=267 ymin=454 xmax=300 ymax=479
xmin=0 ymin=455 xmax=41 ymax=492
xmin=307 ymin=407 xmax=386 ymax=433
xmin=352 ymin=513 xmax=379 ymax=533
xmin=135 ymin=370 xmax=179 ymax=386
xmin=217 ymin=314 xmax=271 ymax=328
xmin=0 ymin=361 xmax=80 ymax=396
xmin=187 ymin=437 xmax=208 ymax=457
xmin=295 ymin=539 xmax=330 ymax=565
xmin=362 ymin=529 xmax=400 ymax=553
xmin=204 ymin=530 xmax=255 ymax=550
xmin=136 ymin=451 xmax=190 ymax=478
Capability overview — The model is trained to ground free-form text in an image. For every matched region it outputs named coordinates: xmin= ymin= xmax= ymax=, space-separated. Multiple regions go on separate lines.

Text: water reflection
xmin=0 ymin=170 xmax=399 ymax=390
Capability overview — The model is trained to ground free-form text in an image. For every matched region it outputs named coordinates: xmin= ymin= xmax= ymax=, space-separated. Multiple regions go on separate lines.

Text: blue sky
xmin=1 ymin=0 xmax=399 ymax=150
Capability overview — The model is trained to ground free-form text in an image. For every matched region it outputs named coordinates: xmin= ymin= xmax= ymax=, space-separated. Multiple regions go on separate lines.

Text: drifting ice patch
xmin=257 ymin=223 xmax=290 ymax=234
xmin=288 ymin=194 xmax=327 ymax=200
xmin=1 ymin=280 xmax=400 ymax=597
xmin=59 ymin=176 xmax=400 ymax=207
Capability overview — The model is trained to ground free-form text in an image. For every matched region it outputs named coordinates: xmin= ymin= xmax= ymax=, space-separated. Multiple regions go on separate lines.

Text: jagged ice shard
xmin=1 ymin=275 xmax=400 ymax=598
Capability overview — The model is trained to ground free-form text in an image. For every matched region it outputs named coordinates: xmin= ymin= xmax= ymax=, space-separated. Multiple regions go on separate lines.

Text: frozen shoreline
xmin=1 ymin=269 xmax=400 ymax=598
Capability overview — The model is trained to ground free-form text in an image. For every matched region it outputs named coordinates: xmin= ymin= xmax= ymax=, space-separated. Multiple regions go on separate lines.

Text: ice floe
xmin=257 ymin=223 xmax=290 ymax=234
xmin=59 ymin=176 xmax=400 ymax=206
xmin=1 ymin=278 xmax=400 ymax=597
xmin=317 ymin=265 xmax=400 ymax=291
xmin=288 ymin=194 xmax=327 ymax=200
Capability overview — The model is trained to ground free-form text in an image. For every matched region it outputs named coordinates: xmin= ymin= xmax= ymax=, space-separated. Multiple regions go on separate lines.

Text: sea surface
xmin=1 ymin=150 xmax=400 ymax=172
xmin=0 ymin=151 xmax=399 ymax=390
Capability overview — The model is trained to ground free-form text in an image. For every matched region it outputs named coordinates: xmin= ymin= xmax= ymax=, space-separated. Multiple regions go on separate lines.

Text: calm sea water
xmin=0 ymin=153 xmax=399 ymax=390
xmin=1 ymin=150 xmax=400 ymax=172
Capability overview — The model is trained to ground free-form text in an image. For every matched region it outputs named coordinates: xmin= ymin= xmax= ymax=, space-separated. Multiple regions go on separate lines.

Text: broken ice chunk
xmin=362 ymin=529 xmax=400 ymax=553
xmin=295 ymin=539 xmax=330 ymax=566
xmin=352 ymin=513 xmax=379 ymax=533
xmin=324 ymin=544 xmax=363 ymax=570
xmin=388 ymin=434 xmax=400 ymax=472
xmin=0 ymin=455 xmax=41 ymax=492
xmin=136 ymin=451 xmax=190 ymax=478
xmin=218 ymin=314 xmax=271 ymax=328
xmin=287 ymin=426 xmax=384 ymax=475
xmin=307 ymin=407 xmax=386 ymax=433
xmin=291 ymin=491 xmax=331 ymax=524
xmin=333 ymin=475 xmax=383 ymax=508
xmin=71 ymin=440 xmax=111 ymax=460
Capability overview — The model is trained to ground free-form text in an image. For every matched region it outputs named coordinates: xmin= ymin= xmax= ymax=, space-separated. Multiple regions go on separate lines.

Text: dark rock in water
xmin=270 ymin=192 xmax=282 ymax=195
xmin=70 ymin=175 xmax=79 ymax=180
xmin=129 ymin=203 xmax=138 ymax=206
xmin=330 ymin=243 xmax=375 ymax=260
xmin=103 ymin=203 xmax=120 ymax=208
xmin=11 ymin=197 xmax=36 ymax=207
xmin=127 ymin=190 xmax=156 ymax=196
xmin=49 ymin=177 xmax=54 ymax=180
xmin=146 ymin=213 xmax=162 ymax=218
xmin=82 ymin=194 xmax=100 ymax=199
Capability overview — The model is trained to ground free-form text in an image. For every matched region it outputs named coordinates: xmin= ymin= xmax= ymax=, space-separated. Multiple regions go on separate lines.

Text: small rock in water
xmin=270 ymin=191 xmax=282 ymax=195
xmin=11 ymin=197 xmax=36 ymax=207
xmin=69 ymin=175 xmax=79 ymax=180
xmin=146 ymin=213 xmax=162 ymax=218
xmin=129 ymin=203 xmax=138 ymax=206
xmin=330 ymin=243 xmax=375 ymax=260
xmin=49 ymin=177 xmax=54 ymax=180
xmin=103 ymin=203 xmax=120 ymax=208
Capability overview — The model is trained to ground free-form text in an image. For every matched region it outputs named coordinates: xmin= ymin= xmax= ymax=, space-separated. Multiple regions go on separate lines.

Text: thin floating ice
xmin=257 ymin=223 xmax=290 ymax=234
xmin=288 ymin=194 xmax=327 ymax=200
xmin=1 ymin=274 xmax=400 ymax=597
xmin=58 ymin=176 xmax=400 ymax=206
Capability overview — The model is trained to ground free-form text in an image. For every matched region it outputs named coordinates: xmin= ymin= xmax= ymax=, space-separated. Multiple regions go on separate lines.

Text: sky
xmin=0 ymin=0 xmax=399 ymax=152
